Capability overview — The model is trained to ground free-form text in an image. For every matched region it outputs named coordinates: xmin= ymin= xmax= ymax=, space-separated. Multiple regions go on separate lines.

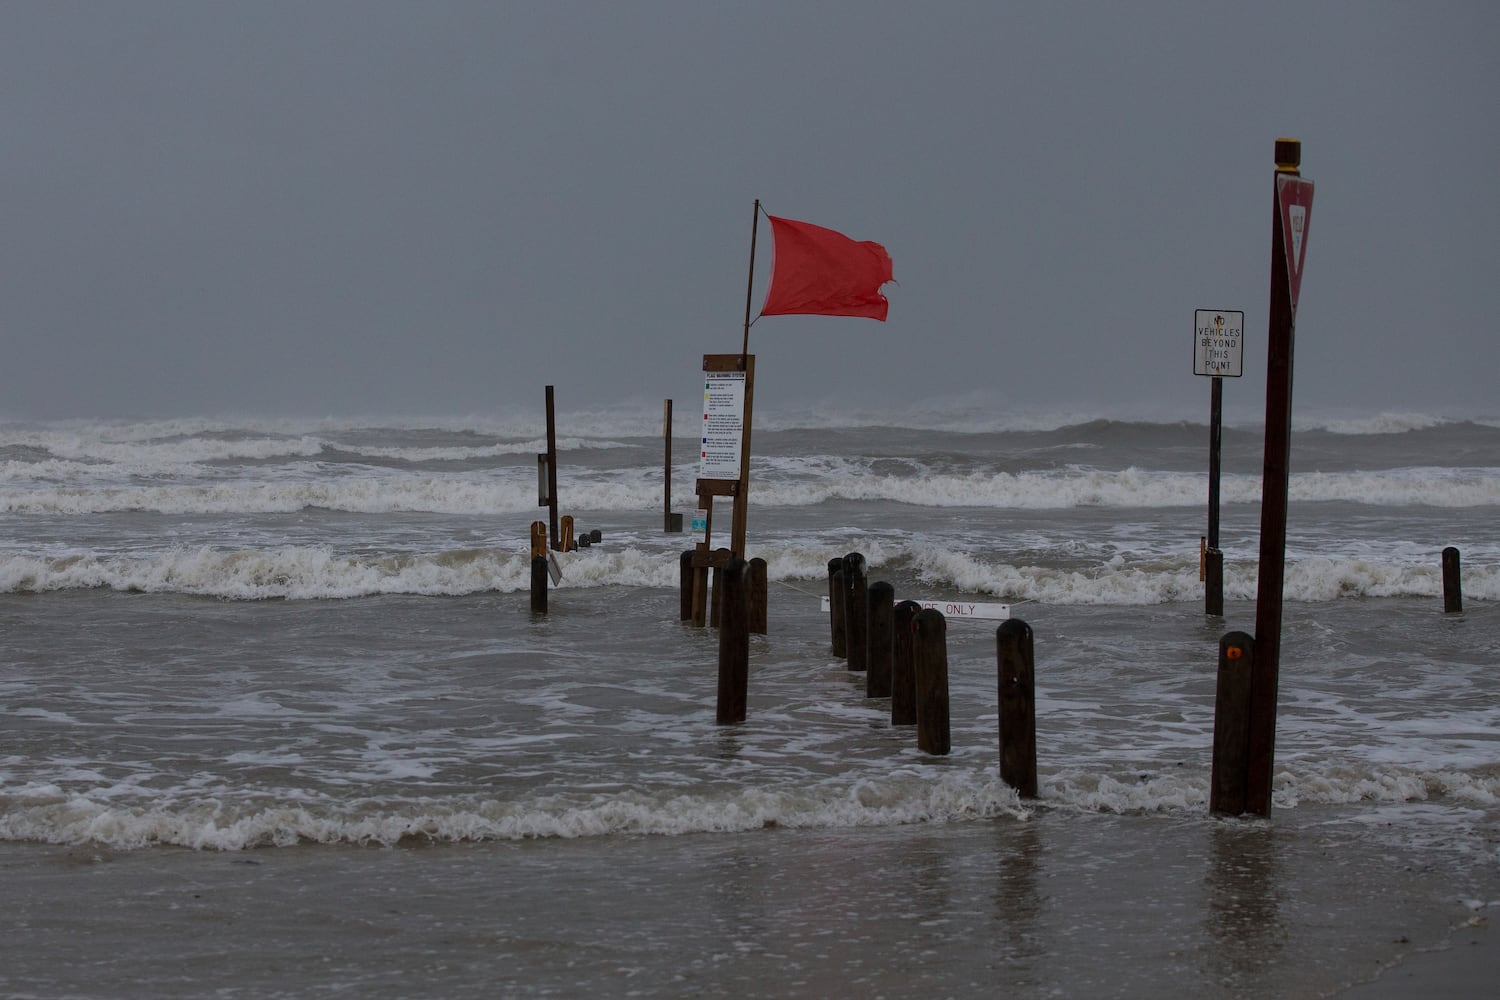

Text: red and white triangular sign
xmin=1276 ymin=174 xmax=1314 ymax=314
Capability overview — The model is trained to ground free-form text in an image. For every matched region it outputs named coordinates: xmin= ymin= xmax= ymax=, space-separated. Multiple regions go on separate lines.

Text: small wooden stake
xmin=996 ymin=619 xmax=1037 ymax=797
xmin=912 ymin=609 xmax=951 ymax=756
xmin=866 ymin=581 xmax=894 ymax=698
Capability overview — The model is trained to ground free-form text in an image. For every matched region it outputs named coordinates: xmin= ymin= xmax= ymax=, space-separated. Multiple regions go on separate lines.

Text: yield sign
xmin=1276 ymin=174 xmax=1314 ymax=314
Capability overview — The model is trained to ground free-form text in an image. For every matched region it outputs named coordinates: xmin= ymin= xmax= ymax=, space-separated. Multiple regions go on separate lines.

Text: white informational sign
xmin=699 ymin=370 xmax=746 ymax=478
xmin=1193 ymin=309 xmax=1244 ymax=377
xmin=691 ymin=508 xmax=708 ymax=539
xmin=819 ymin=596 xmax=1010 ymax=621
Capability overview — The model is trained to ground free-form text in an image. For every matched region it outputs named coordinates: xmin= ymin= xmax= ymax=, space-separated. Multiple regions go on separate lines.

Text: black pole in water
xmin=996 ymin=619 xmax=1037 ymax=798
xmin=828 ymin=559 xmax=847 ymax=658
xmin=1442 ymin=547 xmax=1463 ymax=614
xmin=912 ymin=609 xmax=950 ymax=756
xmin=716 ymin=558 xmax=750 ymax=724
xmin=529 ymin=521 xmax=548 ymax=615
xmin=844 ymin=553 xmax=869 ymax=673
xmin=866 ymin=581 xmax=894 ymax=698
xmin=891 ymin=600 xmax=921 ymax=725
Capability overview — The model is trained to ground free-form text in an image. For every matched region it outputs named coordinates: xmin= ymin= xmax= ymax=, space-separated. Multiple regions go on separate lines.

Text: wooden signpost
xmin=1238 ymin=138 xmax=1314 ymax=818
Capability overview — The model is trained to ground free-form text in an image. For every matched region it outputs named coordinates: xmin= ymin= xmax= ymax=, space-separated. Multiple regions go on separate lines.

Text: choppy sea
xmin=1 ymin=406 xmax=1496 ymax=998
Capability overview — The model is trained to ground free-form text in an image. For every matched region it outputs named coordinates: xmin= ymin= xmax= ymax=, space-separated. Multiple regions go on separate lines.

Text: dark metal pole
xmin=742 ymin=200 xmax=759 ymax=360
xmin=545 ymin=385 xmax=559 ymax=551
xmin=1206 ymin=375 xmax=1225 ymax=616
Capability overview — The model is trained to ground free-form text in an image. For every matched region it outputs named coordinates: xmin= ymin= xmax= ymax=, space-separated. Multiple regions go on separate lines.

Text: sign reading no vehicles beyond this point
xmin=1194 ymin=309 xmax=1244 ymax=378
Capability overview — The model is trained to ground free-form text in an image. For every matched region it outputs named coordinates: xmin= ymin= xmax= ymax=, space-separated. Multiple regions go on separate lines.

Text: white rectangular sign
xmin=1193 ymin=309 xmax=1244 ymax=377
xmin=820 ymin=596 xmax=1010 ymax=621
xmin=699 ymin=371 xmax=746 ymax=478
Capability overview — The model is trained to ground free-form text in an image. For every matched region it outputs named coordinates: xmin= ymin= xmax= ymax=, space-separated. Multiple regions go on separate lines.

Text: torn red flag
xmin=759 ymin=215 xmax=894 ymax=321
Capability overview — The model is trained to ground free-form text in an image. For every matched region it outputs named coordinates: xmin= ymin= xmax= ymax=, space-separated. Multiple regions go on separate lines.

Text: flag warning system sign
xmin=699 ymin=371 xmax=746 ymax=479
xmin=1194 ymin=309 xmax=1245 ymax=377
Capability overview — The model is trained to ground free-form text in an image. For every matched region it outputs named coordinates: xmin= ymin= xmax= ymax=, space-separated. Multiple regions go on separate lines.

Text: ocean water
xmin=1 ymin=407 xmax=1496 ymax=998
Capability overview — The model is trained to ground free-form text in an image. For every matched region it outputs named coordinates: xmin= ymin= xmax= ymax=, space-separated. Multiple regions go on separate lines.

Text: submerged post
xmin=1442 ymin=547 xmax=1463 ymax=613
xmin=828 ymin=558 xmax=847 ymax=658
xmin=716 ymin=558 xmax=750 ymax=724
xmin=1210 ymin=631 xmax=1256 ymax=816
xmin=679 ymin=550 xmax=694 ymax=621
xmin=844 ymin=552 xmax=869 ymax=673
xmin=529 ymin=520 xmax=548 ymax=614
xmin=866 ymin=581 xmax=894 ymax=698
xmin=996 ymin=619 xmax=1037 ymax=797
xmin=912 ymin=609 xmax=951 ymax=755
xmin=748 ymin=557 xmax=768 ymax=634
xmin=891 ymin=600 xmax=921 ymax=725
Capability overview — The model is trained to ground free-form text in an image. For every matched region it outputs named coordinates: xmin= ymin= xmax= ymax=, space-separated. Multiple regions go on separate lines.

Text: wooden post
xmin=891 ymin=600 xmax=921 ymax=725
xmin=663 ymin=399 xmax=683 ymax=533
xmin=996 ymin=619 xmax=1037 ymax=798
xmin=912 ymin=609 xmax=950 ymax=756
xmin=1442 ymin=547 xmax=1463 ymax=613
xmin=709 ymin=548 xmax=730 ymax=628
xmin=529 ymin=521 xmax=548 ymax=614
xmin=748 ymin=557 xmax=768 ymax=635
xmin=866 ymin=581 xmax=894 ymax=698
xmin=544 ymin=386 xmax=559 ymax=550
xmin=1209 ymin=631 xmax=1256 ymax=816
xmin=844 ymin=552 xmax=868 ymax=673
xmin=559 ymin=514 xmax=575 ymax=552
xmin=1248 ymin=137 xmax=1313 ymax=818
xmin=679 ymin=550 xmax=694 ymax=621
xmin=716 ymin=558 xmax=750 ymax=724
xmin=828 ymin=558 xmax=847 ymax=658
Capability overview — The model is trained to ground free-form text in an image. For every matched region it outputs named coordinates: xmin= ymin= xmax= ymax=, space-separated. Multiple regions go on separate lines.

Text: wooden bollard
xmin=891 ymin=600 xmax=921 ymax=725
xmin=912 ymin=609 xmax=950 ymax=755
xmin=996 ymin=619 xmax=1037 ymax=798
xmin=749 ymin=557 xmax=768 ymax=635
xmin=529 ymin=521 xmax=548 ymax=614
xmin=844 ymin=552 xmax=869 ymax=672
xmin=716 ymin=558 xmax=750 ymax=724
xmin=709 ymin=547 xmax=730 ymax=628
xmin=679 ymin=550 xmax=694 ymax=621
xmin=559 ymin=514 xmax=575 ymax=552
xmin=1442 ymin=546 xmax=1463 ymax=613
xmin=1209 ymin=631 xmax=1256 ymax=816
xmin=866 ymin=581 xmax=894 ymax=698
xmin=1205 ymin=546 xmax=1224 ymax=618
xmin=828 ymin=559 xmax=847 ymax=658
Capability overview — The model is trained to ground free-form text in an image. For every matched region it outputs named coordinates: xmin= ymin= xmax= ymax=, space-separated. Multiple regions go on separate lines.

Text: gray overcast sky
xmin=2 ymin=1 xmax=1496 ymax=422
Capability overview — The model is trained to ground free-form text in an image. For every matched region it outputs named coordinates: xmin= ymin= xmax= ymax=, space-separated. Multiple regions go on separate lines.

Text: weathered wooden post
xmin=748 ymin=557 xmax=768 ymax=635
xmin=559 ymin=514 xmax=575 ymax=552
xmin=891 ymin=600 xmax=921 ymax=725
xmin=996 ymin=619 xmax=1037 ymax=797
xmin=1442 ymin=547 xmax=1463 ymax=614
xmin=543 ymin=386 xmax=560 ymax=550
xmin=828 ymin=558 xmax=847 ymax=658
xmin=709 ymin=547 xmax=730 ymax=628
xmin=716 ymin=558 xmax=750 ymax=724
xmin=529 ymin=520 xmax=548 ymax=614
xmin=1210 ymin=631 xmax=1256 ymax=816
xmin=844 ymin=552 xmax=869 ymax=672
xmin=1247 ymin=138 xmax=1315 ymax=818
xmin=679 ymin=550 xmax=694 ymax=621
xmin=866 ymin=581 xmax=894 ymax=698
xmin=912 ymin=609 xmax=950 ymax=756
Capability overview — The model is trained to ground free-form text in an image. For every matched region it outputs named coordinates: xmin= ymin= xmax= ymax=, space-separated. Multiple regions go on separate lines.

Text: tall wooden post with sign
xmin=1243 ymin=138 xmax=1314 ymax=818
xmin=691 ymin=357 xmax=755 ymax=626
xmin=1194 ymin=309 xmax=1244 ymax=617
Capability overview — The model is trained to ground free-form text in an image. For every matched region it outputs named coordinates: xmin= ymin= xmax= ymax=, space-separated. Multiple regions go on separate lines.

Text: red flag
xmin=759 ymin=215 xmax=894 ymax=321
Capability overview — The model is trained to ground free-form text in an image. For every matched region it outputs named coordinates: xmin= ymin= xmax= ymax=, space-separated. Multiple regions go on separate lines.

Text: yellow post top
xmin=1274 ymin=137 xmax=1301 ymax=173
